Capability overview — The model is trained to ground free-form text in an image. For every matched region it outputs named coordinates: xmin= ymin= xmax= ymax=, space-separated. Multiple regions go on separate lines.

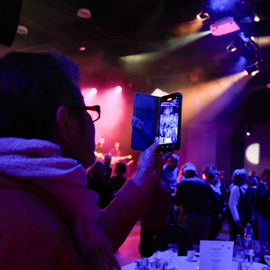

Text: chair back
xmin=155 ymin=224 xmax=192 ymax=255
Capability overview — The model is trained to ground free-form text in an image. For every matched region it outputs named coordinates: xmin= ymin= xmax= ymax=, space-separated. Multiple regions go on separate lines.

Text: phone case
xmin=131 ymin=93 xmax=160 ymax=151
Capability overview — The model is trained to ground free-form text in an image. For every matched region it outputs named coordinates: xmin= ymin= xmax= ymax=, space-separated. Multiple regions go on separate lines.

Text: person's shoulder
xmin=0 ymin=223 xmax=82 ymax=269
xmin=109 ymin=175 xmax=118 ymax=181
xmin=230 ymin=184 xmax=240 ymax=194
xmin=0 ymin=189 xmax=68 ymax=235
xmin=186 ymin=177 xmax=205 ymax=184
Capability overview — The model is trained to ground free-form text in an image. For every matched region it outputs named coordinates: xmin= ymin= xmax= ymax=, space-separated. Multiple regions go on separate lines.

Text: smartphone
xmin=157 ymin=92 xmax=182 ymax=152
xmin=131 ymin=92 xmax=182 ymax=152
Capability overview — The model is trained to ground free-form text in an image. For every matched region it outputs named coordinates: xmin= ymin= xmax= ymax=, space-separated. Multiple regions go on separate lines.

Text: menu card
xmin=199 ymin=240 xmax=234 ymax=270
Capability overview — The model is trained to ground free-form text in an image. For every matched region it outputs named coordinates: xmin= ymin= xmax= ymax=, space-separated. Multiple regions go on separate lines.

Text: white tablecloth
xmin=121 ymin=251 xmax=267 ymax=270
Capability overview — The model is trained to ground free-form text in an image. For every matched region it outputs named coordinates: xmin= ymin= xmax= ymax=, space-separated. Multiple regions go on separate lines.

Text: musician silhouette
xmin=95 ymin=137 xmax=105 ymax=161
xmin=109 ymin=141 xmax=132 ymax=165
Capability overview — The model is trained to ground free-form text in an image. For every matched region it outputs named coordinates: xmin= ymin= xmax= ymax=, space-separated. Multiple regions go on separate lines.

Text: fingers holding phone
xmin=132 ymin=139 xmax=173 ymax=194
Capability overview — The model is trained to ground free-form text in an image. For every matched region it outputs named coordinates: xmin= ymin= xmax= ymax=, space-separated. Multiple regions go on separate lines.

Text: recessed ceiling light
xmin=17 ymin=25 xmax=28 ymax=35
xmin=254 ymin=14 xmax=260 ymax=22
xmin=76 ymin=8 xmax=92 ymax=19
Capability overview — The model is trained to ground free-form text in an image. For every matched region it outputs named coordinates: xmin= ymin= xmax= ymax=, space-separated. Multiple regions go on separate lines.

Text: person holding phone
xmin=0 ymin=52 xmax=170 ymax=269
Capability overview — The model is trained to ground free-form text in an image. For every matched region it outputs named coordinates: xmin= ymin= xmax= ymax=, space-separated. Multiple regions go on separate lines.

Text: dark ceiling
xmin=0 ymin=0 xmax=270 ymax=92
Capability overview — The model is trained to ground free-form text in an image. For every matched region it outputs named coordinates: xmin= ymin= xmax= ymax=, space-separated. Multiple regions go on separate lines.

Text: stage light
xmin=196 ymin=12 xmax=210 ymax=21
xmin=210 ymin=17 xmax=240 ymax=36
xmin=254 ymin=15 xmax=260 ymax=22
xmin=254 ymin=36 xmax=270 ymax=47
xmin=226 ymin=43 xmax=237 ymax=52
xmin=267 ymin=83 xmax=270 ymax=89
xmin=115 ymin=86 xmax=122 ymax=92
xmin=79 ymin=46 xmax=86 ymax=51
xmin=77 ymin=8 xmax=92 ymax=19
xmin=90 ymin=88 xmax=97 ymax=94
xmin=17 ymin=25 xmax=28 ymax=35
xmin=244 ymin=64 xmax=260 ymax=77
xmin=227 ymin=32 xmax=260 ymax=63
xmin=244 ymin=60 xmax=265 ymax=77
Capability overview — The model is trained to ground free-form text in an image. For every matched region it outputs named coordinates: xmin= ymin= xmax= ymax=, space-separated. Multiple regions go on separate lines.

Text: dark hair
xmin=88 ymin=160 xmax=107 ymax=179
xmin=203 ymin=166 xmax=217 ymax=180
xmin=115 ymin=162 xmax=126 ymax=175
xmin=248 ymin=175 xmax=258 ymax=186
xmin=183 ymin=170 xmax=197 ymax=178
xmin=261 ymin=166 xmax=270 ymax=178
xmin=0 ymin=52 xmax=84 ymax=140
xmin=232 ymin=168 xmax=248 ymax=186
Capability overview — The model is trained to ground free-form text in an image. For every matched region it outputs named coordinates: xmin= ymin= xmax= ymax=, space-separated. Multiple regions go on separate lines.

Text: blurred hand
xmin=132 ymin=139 xmax=173 ymax=194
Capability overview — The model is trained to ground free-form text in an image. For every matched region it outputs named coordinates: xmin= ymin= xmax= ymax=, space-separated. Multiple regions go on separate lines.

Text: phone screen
xmin=158 ymin=93 xmax=182 ymax=151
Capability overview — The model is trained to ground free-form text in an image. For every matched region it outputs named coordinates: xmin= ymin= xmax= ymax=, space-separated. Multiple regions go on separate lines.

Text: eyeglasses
xmin=72 ymin=105 xmax=101 ymax=122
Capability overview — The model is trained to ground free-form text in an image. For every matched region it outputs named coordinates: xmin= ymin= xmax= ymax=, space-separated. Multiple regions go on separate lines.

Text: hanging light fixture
xmin=210 ymin=17 xmax=240 ymax=36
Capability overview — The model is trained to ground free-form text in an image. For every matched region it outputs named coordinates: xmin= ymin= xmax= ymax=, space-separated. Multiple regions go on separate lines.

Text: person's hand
xmin=132 ymin=138 xmax=173 ymax=194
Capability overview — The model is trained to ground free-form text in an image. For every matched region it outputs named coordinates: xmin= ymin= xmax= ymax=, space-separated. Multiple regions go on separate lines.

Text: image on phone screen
xmin=158 ymin=97 xmax=179 ymax=145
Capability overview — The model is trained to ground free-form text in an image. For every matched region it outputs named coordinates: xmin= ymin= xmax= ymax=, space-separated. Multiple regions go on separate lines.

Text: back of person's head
xmin=0 ymin=52 xmax=83 ymax=141
xmin=115 ymin=162 xmax=126 ymax=175
xmin=181 ymin=162 xmax=197 ymax=178
xmin=203 ymin=165 xmax=218 ymax=184
xmin=89 ymin=160 xmax=106 ymax=179
xmin=232 ymin=168 xmax=248 ymax=186
xmin=261 ymin=166 xmax=270 ymax=189
xmin=167 ymin=154 xmax=180 ymax=169
xmin=104 ymin=154 xmax=112 ymax=166
xmin=248 ymin=175 xmax=258 ymax=187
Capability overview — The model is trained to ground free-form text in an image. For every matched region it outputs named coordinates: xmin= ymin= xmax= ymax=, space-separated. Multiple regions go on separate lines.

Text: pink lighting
xmin=210 ymin=17 xmax=240 ymax=36
xmin=82 ymin=86 xmax=126 ymax=147
xmin=79 ymin=46 xmax=86 ymax=51
xmin=116 ymin=86 xmax=122 ymax=92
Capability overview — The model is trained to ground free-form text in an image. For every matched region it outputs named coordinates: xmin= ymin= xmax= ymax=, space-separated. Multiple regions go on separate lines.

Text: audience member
xmin=226 ymin=168 xmax=255 ymax=241
xmin=161 ymin=154 xmax=180 ymax=194
xmin=178 ymin=162 xmax=196 ymax=182
xmin=255 ymin=167 xmax=270 ymax=248
xmin=248 ymin=175 xmax=259 ymax=239
xmin=0 ymin=51 xmax=167 ymax=269
xmin=203 ymin=165 xmax=224 ymax=240
xmin=110 ymin=141 xmax=121 ymax=157
xmin=174 ymin=162 xmax=217 ymax=246
xmin=139 ymin=179 xmax=171 ymax=257
xmin=161 ymin=153 xmax=180 ymax=224
xmin=87 ymin=160 xmax=114 ymax=208
xmin=104 ymin=154 xmax=113 ymax=180
xmin=109 ymin=162 xmax=127 ymax=193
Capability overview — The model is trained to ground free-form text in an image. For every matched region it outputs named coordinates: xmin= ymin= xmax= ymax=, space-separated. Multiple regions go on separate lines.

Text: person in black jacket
xmin=109 ymin=162 xmax=127 ymax=193
xmin=174 ymin=163 xmax=217 ymax=246
xmin=203 ymin=165 xmax=225 ymax=240
xmin=87 ymin=160 xmax=114 ymax=208
xmin=255 ymin=167 xmax=270 ymax=248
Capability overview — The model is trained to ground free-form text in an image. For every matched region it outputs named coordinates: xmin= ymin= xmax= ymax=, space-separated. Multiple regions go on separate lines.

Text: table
xmin=121 ymin=251 xmax=267 ymax=270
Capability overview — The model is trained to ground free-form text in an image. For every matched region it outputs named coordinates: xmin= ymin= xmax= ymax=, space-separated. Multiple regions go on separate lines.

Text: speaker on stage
xmin=0 ymin=0 xmax=23 ymax=47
